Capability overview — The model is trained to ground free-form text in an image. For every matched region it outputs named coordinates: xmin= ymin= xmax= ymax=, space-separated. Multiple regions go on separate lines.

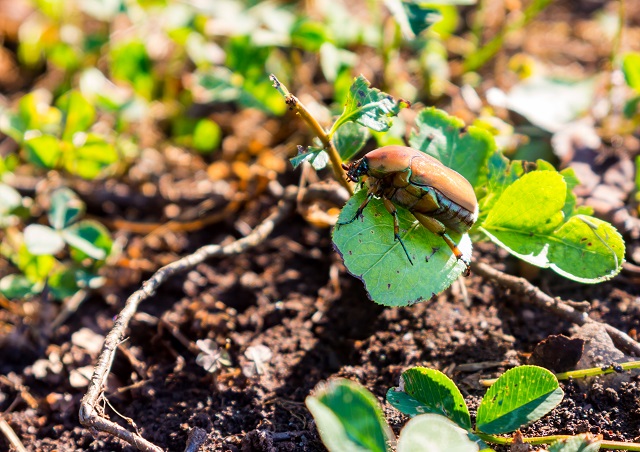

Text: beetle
xmin=338 ymin=145 xmax=478 ymax=273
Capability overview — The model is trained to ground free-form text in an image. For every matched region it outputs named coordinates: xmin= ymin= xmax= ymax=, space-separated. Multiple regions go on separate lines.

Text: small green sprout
xmin=0 ymin=188 xmax=112 ymax=301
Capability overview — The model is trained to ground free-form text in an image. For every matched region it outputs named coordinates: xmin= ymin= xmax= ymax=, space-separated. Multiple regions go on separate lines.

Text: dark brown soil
xmin=2 ymin=213 xmax=640 ymax=451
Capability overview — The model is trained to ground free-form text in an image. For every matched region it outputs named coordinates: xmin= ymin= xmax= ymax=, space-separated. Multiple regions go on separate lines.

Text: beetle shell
xmin=363 ymin=146 xmax=477 ymax=213
xmin=357 ymin=145 xmax=478 ymax=233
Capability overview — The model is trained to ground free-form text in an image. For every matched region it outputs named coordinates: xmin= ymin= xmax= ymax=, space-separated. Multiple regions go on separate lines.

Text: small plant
xmin=307 ymin=366 xmax=612 ymax=451
xmin=0 ymin=89 xmax=119 ymax=179
xmin=0 ymin=187 xmax=112 ymax=301
xmin=273 ymin=75 xmax=625 ymax=306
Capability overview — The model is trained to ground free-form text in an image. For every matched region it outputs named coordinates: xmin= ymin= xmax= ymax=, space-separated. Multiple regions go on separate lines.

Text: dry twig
xmin=79 ymin=186 xmax=298 ymax=452
xmin=0 ymin=419 xmax=27 ymax=452
xmin=472 ymin=261 xmax=640 ymax=356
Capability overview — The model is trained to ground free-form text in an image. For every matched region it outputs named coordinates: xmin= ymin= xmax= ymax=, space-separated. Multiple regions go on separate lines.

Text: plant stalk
xmin=270 ymin=74 xmax=353 ymax=195
xmin=475 ymin=432 xmax=640 ymax=450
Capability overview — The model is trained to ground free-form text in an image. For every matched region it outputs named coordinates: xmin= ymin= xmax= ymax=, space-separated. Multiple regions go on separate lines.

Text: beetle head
xmin=342 ymin=158 xmax=369 ymax=183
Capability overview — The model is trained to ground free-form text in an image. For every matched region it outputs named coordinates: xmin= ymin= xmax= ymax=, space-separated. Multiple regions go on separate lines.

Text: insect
xmin=338 ymin=145 xmax=478 ymax=273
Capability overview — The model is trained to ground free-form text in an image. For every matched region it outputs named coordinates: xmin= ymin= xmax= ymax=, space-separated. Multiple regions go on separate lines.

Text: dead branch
xmin=471 ymin=261 xmax=640 ymax=356
xmin=79 ymin=185 xmax=298 ymax=452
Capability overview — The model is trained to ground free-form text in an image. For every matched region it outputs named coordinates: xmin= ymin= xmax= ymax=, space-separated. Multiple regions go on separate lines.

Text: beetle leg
xmin=412 ymin=211 xmax=470 ymax=275
xmin=381 ymin=197 xmax=413 ymax=265
xmin=337 ymin=189 xmax=375 ymax=226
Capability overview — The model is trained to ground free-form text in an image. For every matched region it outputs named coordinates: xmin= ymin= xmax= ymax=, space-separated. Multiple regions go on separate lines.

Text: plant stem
xmin=475 ymin=432 xmax=640 ymax=450
xmin=480 ymin=360 xmax=640 ymax=386
xmin=270 ymin=74 xmax=353 ymax=195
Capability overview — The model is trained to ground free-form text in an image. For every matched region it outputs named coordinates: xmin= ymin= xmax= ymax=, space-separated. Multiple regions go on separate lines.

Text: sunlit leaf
xmin=24 ymin=134 xmax=62 ymax=169
xmin=48 ymin=187 xmax=84 ymax=230
xmin=62 ymin=220 xmax=113 ymax=261
xmin=387 ymin=367 xmax=471 ymax=430
xmin=306 ymin=379 xmax=394 ymax=452
xmin=24 ymin=224 xmax=65 ymax=256
xmin=409 ymin=107 xmax=494 ymax=189
xmin=476 ymin=366 xmax=563 ymax=434
xmin=0 ymin=274 xmax=38 ymax=299
xmin=397 ymin=414 xmax=478 ymax=452
xmin=56 ymin=90 xmax=96 ymax=142
xmin=479 ymin=171 xmax=624 ymax=282
xmin=333 ymin=190 xmax=471 ymax=306
xmin=331 ymin=75 xmax=409 ymax=136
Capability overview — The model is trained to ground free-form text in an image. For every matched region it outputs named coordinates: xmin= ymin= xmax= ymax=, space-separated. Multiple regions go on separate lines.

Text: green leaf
xmin=290 ymin=19 xmax=330 ymax=52
xmin=48 ymin=267 xmax=80 ymax=300
xmin=110 ymin=40 xmax=153 ymax=99
xmin=0 ymin=184 xmax=23 ymax=216
xmin=333 ymin=190 xmax=471 ymax=306
xmin=64 ymin=134 xmax=118 ymax=179
xmin=479 ymin=171 xmax=624 ymax=282
xmin=622 ymin=52 xmax=640 ymax=92
xmin=560 ymin=167 xmax=593 ymax=218
xmin=24 ymin=134 xmax=62 ymax=169
xmin=290 ymin=146 xmax=328 ymax=170
xmin=48 ymin=188 xmax=85 ymax=230
xmin=397 ymin=414 xmax=478 ymax=452
xmin=399 ymin=2 xmax=442 ymax=37
xmin=56 ymin=90 xmax=96 ymax=142
xmin=192 ymin=119 xmax=221 ymax=153
xmin=0 ymin=274 xmax=39 ymax=299
xmin=24 ymin=224 xmax=65 ymax=256
xmin=387 ymin=367 xmax=471 ymax=430
xmin=409 ymin=107 xmax=495 ymax=189
xmin=306 ymin=379 xmax=394 ymax=452
xmin=476 ymin=365 xmax=563 ymax=434
xmin=549 ymin=435 xmax=601 ymax=452
xmin=62 ymin=220 xmax=113 ymax=261
xmin=16 ymin=245 xmax=56 ymax=283
xmin=0 ymin=110 xmax=26 ymax=143
xmin=334 ymin=122 xmax=369 ymax=161
xmin=330 ymin=75 xmax=409 ymax=136
xmin=18 ymin=90 xmax=62 ymax=133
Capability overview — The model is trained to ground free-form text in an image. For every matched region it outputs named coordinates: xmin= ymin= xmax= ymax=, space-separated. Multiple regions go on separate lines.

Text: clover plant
xmin=0 ymin=187 xmax=112 ymax=301
xmin=307 ymin=366 xmax=608 ymax=452
xmin=0 ymin=90 xmax=119 ymax=179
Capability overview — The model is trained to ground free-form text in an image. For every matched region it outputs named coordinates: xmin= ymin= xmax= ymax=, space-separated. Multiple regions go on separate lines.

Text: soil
xmin=1 ymin=1 xmax=640 ymax=452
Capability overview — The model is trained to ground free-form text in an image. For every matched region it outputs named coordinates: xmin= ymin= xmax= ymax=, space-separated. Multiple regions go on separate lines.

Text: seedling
xmin=0 ymin=187 xmax=112 ymax=301
xmin=0 ymin=90 xmax=119 ymax=180
xmin=273 ymin=75 xmax=625 ymax=306
xmin=308 ymin=365 xmax=640 ymax=451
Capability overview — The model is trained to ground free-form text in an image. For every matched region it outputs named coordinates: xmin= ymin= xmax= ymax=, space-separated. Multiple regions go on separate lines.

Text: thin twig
xmin=269 ymin=74 xmax=353 ymax=196
xmin=79 ymin=186 xmax=298 ymax=452
xmin=0 ymin=419 xmax=27 ymax=452
xmin=471 ymin=261 xmax=640 ymax=356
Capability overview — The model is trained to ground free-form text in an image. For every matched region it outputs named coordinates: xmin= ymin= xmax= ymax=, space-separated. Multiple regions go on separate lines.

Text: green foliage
xmin=333 ymin=192 xmax=471 ymax=306
xmin=409 ymin=107 xmax=494 ymax=189
xmin=327 ymin=93 xmax=624 ymax=304
xmin=1 ymin=89 xmax=119 ymax=180
xmin=309 ymin=365 xmax=564 ymax=452
xmin=396 ymin=414 xmax=478 ymax=452
xmin=388 ymin=366 xmax=561 ymax=445
xmin=0 ymin=188 xmax=112 ymax=301
xmin=306 ymin=379 xmax=395 ymax=452
xmin=478 ymin=171 xmax=624 ymax=283
xmin=307 ymin=378 xmax=479 ymax=452
xmin=386 ymin=366 xmax=471 ymax=429
xmin=475 ymin=366 xmax=564 ymax=434
xmin=330 ymin=75 xmax=410 ymax=137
